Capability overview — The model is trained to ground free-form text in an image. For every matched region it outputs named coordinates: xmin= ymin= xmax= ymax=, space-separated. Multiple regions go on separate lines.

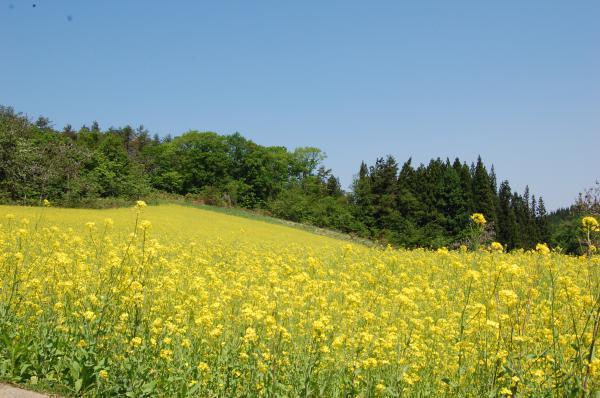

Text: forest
xmin=0 ymin=105 xmax=593 ymax=253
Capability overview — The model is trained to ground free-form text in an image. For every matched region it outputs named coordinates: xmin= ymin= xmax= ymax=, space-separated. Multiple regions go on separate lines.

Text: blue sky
xmin=1 ymin=0 xmax=598 ymax=210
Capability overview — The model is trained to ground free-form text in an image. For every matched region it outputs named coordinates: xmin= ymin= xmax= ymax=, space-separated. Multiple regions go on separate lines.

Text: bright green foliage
xmin=0 ymin=105 xmax=558 ymax=251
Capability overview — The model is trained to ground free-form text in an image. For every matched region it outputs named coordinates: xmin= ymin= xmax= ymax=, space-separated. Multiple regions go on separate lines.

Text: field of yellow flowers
xmin=1 ymin=203 xmax=599 ymax=397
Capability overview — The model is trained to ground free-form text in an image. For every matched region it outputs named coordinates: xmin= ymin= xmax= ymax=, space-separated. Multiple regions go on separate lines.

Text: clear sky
xmin=1 ymin=0 xmax=598 ymax=210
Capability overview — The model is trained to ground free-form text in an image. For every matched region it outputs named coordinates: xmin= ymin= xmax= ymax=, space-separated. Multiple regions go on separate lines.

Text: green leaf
xmin=142 ymin=381 xmax=157 ymax=394
xmin=74 ymin=378 xmax=83 ymax=393
xmin=71 ymin=361 xmax=81 ymax=376
xmin=19 ymin=363 xmax=31 ymax=375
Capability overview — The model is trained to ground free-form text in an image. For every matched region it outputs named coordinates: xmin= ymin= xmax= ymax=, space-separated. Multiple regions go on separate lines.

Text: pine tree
xmin=529 ymin=195 xmax=540 ymax=245
xmin=369 ymin=156 xmax=401 ymax=237
xmin=417 ymin=158 xmax=449 ymax=246
xmin=441 ymin=161 xmax=470 ymax=238
xmin=511 ymin=192 xmax=527 ymax=248
xmin=396 ymin=159 xmax=423 ymax=246
xmin=453 ymin=159 xmax=474 ymax=213
xmin=497 ymin=180 xmax=518 ymax=248
xmin=490 ymin=165 xmax=500 ymax=235
xmin=326 ymin=176 xmax=342 ymax=197
xmin=351 ymin=162 xmax=375 ymax=231
xmin=490 ymin=165 xmax=498 ymax=195
xmin=523 ymin=186 xmax=531 ymax=215
xmin=471 ymin=156 xmax=497 ymax=226
xmin=536 ymin=196 xmax=551 ymax=243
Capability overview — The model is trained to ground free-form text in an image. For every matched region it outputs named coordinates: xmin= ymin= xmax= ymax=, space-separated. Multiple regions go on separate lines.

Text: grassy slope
xmin=0 ymin=202 xmax=373 ymax=247
xmin=0 ymin=204 xmax=362 ymax=248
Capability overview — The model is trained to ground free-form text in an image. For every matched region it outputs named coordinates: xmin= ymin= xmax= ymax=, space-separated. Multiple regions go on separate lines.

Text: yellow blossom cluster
xmin=470 ymin=212 xmax=487 ymax=226
xmin=583 ymin=216 xmax=599 ymax=230
xmin=535 ymin=242 xmax=551 ymax=255
xmin=490 ymin=241 xmax=503 ymax=252
xmin=0 ymin=204 xmax=599 ymax=397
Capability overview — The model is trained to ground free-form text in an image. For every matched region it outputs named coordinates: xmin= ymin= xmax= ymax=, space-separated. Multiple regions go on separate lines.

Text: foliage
xmin=549 ymin=182 xmax=600 ymax=254
xmin=0 ymin=104 xmax=562 ymax=251
xmin=349 ymin=156 xmax=549 ymax=250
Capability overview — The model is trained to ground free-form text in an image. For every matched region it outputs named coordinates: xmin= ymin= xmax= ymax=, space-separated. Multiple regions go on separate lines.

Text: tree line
xmin=0 ymin=105 xmax=587 ymax=252
xmin=349 ymin=155 xmax=550 ymax=249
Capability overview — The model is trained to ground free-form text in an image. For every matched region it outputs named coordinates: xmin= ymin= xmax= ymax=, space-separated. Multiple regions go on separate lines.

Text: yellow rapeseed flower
xmin=83 ymin=310 xmax=96 ymax=321
xmin=160 ymin=349 xmax=173 ymax=361
xmin=535 ymin=243 xmax=550 ymax=255
xmin=490 ymin=242 xmax=503 ymax=252
xmin=243 ymin=327 xmax=258 ymax=344
xmin=470 ymin=213 xmax=487 ymax=226
xmin=197 ymin=362 xmax=210 ymax=372
xmin=582 ymin=216 xmax=598 ymax=229
xmin=0 ymin=203 xmax=598 ymax=396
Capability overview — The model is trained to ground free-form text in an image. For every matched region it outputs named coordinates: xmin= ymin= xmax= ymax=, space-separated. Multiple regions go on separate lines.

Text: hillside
xmin=1 ymin=204 xmax=599 ymax=396
xmin=0 ymin=203 xmax=353 ymax=249
xmin=1 ymin=106 xmax=555 ymax=251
